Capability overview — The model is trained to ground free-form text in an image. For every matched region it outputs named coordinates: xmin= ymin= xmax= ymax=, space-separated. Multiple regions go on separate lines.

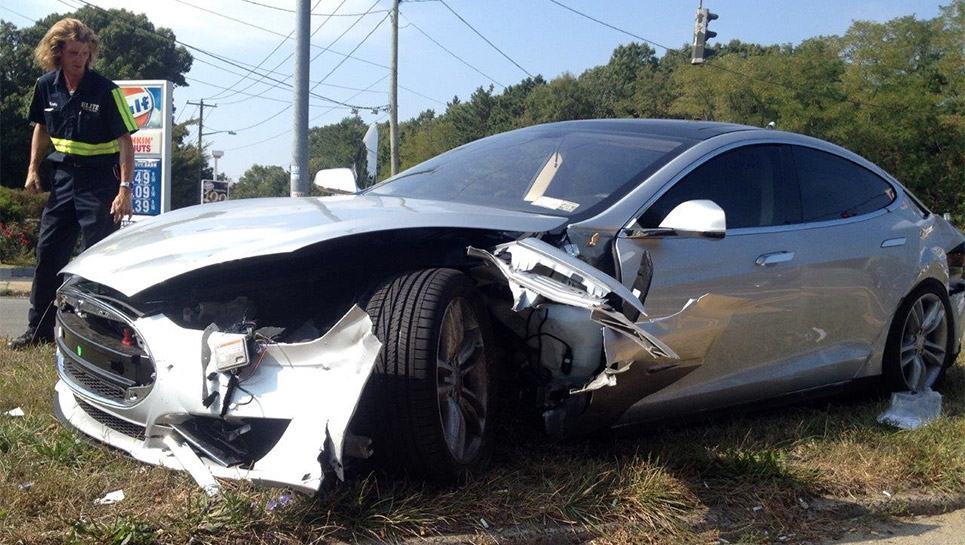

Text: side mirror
xmin=313 ymin=168 xmax=358 ymax=195
xmin=627 ymin=199 xmax=726 ymax=239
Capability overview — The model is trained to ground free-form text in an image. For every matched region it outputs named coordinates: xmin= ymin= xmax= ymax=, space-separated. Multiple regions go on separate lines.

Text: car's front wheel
xmin=362 ymin=268 xmax=495 ymax=483
xmin=883 ymin=284 xmax=953 ymax=393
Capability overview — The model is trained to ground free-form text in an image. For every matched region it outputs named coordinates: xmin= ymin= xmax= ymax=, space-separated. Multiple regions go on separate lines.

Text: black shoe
xmin=6 ymin=329 xmax=54 ymax=349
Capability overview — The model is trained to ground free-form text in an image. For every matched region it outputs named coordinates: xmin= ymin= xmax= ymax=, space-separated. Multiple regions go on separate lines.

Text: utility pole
xmin=389 ymin=0 xmax=400 ymax=176
xmin=291 ymin=0 xmax=310 ymax=197
xmin=187 ymin=99 xmax=216 ymax=203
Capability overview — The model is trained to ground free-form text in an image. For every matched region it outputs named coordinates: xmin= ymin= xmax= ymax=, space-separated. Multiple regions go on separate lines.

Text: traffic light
xmin=691 ymin=7 xmax=718 ymax=65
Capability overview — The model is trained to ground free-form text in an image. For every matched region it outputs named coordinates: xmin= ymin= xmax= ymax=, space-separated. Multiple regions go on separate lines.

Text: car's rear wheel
xmin=362 ymin=268 xmax=495 ymax=483
xmin=883 ymin=284 xmax=953 ymax=393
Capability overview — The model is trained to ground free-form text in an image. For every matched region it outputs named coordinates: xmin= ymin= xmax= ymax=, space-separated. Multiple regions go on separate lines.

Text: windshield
xmin=365 ymin=125 xmax=690 ymax=219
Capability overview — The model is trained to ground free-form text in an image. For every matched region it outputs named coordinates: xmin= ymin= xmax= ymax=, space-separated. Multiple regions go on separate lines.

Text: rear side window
xmin=793 ymin=147 xmax=895 ymax=222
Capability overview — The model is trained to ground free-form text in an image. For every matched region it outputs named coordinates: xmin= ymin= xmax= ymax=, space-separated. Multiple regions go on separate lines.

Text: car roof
xmin=533 ymin=118 xmax=759 ymax=141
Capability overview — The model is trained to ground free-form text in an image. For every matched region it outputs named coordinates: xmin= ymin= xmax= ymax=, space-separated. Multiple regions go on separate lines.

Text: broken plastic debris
xmin=267 ymin=494 xmax=293 ymax=511
xmin=876 ymin=389 xmax=942 ymax=430
xmin=479 ymin=518 xmax=490 ymax=529
xmin=20 ymin=482 xmax=34 ymax=490
xmin=95 ymin=490 xmax=125 ymax=505
xmin=6 ymin=407 xmax=24 ymax=417
xmin=797 ymin=497 xmax=809 ymax=509
xmin=882 ymin=490 xmax=892 ymax=498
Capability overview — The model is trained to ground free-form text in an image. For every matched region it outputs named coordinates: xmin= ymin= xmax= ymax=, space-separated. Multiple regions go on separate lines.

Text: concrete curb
xmin=0 ymin=266 xmax=35 ymax=279
xmin=0 ymin=269 xmax=33 ymax=296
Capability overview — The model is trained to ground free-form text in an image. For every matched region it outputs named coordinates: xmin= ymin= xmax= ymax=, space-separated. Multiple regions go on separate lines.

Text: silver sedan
xmin=53 ymin=119 xmax=964 ymax=494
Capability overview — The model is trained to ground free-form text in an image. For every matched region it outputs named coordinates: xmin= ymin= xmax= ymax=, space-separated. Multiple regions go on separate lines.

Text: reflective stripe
xmin=111 ymin=87 xmax=138 ymax=132
xmin=49 ymin=136 xmax=119 ymax=156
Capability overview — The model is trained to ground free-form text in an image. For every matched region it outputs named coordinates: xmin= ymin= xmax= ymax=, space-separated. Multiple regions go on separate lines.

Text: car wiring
xmin=524 ymin=307 xmax=575 ymax=377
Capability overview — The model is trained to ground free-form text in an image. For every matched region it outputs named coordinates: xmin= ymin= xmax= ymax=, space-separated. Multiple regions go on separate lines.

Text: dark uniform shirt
xmin=28 ymin=68 xmax=138 ymax=167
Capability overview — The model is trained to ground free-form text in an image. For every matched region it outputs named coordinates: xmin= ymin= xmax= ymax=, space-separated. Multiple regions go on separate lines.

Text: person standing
xmin=8 ymin=18 xmax=137 ymax=349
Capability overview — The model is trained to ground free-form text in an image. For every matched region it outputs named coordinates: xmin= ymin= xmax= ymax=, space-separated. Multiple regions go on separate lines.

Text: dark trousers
xmin=28 ymin=163 xmax=119 ymax=336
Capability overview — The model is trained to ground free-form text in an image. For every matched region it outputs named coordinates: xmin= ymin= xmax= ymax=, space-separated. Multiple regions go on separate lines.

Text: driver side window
xmin=639 ymin=145 xmax=792 ymax=230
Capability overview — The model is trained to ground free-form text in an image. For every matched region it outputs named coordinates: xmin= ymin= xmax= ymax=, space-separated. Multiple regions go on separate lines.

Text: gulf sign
xmin=123 ymin=86 xmax=164 ymax=129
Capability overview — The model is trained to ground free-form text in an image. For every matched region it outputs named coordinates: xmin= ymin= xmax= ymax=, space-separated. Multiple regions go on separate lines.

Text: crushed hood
xmin=63 ymin=194 xmax=567 ymax=296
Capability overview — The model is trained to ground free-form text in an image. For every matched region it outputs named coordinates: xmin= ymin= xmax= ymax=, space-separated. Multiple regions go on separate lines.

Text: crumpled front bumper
xmin=54 ymin=305 xmax=381 ymax=495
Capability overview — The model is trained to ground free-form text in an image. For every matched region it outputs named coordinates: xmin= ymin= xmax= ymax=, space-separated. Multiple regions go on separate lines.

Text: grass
xmin=1 ymin=344 xmax=963 ymax=544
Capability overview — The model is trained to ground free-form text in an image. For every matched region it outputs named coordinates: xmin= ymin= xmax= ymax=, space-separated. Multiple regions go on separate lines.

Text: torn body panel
xmin=469 ymin=238 xmax=678 ymax=363
xmin=469 ymin=238 xmax=750 ymax=437
xmin=54 ymin=304 xmax=380 ymax=495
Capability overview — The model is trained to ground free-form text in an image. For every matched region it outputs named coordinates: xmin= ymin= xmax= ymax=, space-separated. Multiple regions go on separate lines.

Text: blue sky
xmin=1 ymin=0 xmax=947 ymax=181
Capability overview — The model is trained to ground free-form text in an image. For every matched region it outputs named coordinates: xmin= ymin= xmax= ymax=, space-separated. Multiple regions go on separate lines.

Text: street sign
xmin=201 ymin=179 xmax=229 ymax=203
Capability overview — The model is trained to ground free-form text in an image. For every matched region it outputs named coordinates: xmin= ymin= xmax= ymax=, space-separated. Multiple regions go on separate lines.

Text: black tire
xmin=361 ymin=268 xmax=496 ymax=483
xmin=883 ymin=283 xmax=954 ymax=393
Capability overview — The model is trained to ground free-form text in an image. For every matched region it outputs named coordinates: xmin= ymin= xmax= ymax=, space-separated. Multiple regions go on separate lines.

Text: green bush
xmin=0 ymin=186 xmax=47 ymax=223
xmin=0 ymin=188 xmax=45 ymax=266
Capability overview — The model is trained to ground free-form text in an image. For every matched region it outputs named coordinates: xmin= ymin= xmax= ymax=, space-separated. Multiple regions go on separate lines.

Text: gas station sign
xmin=118 ymin=80 xmax=172 ymax=220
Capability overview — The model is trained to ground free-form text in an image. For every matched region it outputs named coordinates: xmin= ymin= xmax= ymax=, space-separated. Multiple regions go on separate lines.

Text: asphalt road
xmin=0 ymin=295 xmax=29 ymax=340
xmin=824 ymin=509 xmax=965 ymax=545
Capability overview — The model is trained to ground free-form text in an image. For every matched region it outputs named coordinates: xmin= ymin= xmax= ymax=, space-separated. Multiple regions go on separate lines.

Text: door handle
xmin=881 ymin=237 xmax=906 ymax=248
xmin=756 ymin=251 xmax=794 ymax=266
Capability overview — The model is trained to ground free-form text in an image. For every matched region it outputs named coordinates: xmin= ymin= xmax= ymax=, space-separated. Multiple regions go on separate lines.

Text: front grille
xmin=56 ymin=286 xmax=155 ymax=407
xmin=76 ymin=396 xmax=146 ymax=440
xmin=62 ymin=357 xmax=128 ymax=401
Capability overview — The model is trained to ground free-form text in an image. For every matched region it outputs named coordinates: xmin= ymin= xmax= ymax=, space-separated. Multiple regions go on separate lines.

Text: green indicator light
xmin=76 ymin=346 xmax=82 ymax=357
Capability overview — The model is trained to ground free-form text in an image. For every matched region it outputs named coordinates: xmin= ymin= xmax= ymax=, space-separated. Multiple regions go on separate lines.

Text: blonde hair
xmin=34 ymin=18 xmax=99 ymax=71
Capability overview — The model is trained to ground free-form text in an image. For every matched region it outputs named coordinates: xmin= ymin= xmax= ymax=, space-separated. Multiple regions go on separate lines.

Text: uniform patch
xmin=81 ymin=101 xmax=100 ymax=113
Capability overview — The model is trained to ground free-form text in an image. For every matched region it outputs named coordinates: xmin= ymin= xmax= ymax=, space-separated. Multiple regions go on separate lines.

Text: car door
xmin=781 ymin=145 xmax=912 ymax=379
xmin=611 ymin=143 xmax=833 ymax=422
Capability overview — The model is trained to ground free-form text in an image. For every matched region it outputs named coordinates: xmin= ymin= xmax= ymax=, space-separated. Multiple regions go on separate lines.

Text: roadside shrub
xmin=0 ymin=186 xmax=46 ymax=223
xmin=0 ymin=187 xmax=46 ymax=266
xmin=0 ymin=221 xmax=39 ymax=266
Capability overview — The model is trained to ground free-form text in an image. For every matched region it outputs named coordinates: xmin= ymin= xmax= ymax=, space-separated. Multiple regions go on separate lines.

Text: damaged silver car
xmin=53 ymin=119 xmax=965 ymax=494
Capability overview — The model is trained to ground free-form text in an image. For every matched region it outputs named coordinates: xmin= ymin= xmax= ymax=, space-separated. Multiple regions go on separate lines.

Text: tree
xmin=446 ymin=85 xmax=496 ymax=144
xmin=578 ymin=43 xmax=661 ymax=118
xmin=488 ymin=76 xmax=545 ymax=133
xmin=521 ymin=73 xmax=595 ymax=124
xmin=836 ymin=9 xmax=963 ymax=218
xmin=169 ymin=121 xmax=211 ymax=209
xmin=308 ymin=116 xmax=369 ymax=183
xmin=231 ymin=165 xmax=288 ymax=199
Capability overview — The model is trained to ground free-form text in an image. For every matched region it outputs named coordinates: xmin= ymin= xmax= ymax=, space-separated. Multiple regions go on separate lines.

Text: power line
xmin=224 ymin=73 xmax=389 ymax=154
xmin=311 ymin=6 xmax=390 ymax=93
xmin=400 ymin=13 xmax=504 ymax=89
xmin=399 ymin=84 xmax=446 ymax=107
xmin=210 ymin=0 xmax=346 ymax=104
xmin=201 ymin=0 xmax=394 ymax=106
xmin=62 ymin=0 xmax=388 ymax=112
xmin=188 ymin=74 xmax=383 ymax=108
xmin=545 ymin=0 xmax=674 ymax=52
xmin=438 ymin=0 xmax=532 ymax=78
xmin=241 ymin=0 xmax=390 ymax=17
xmin=201 ymin=0 xmax=322 ymax=102
xmin=0 ymin=4 xmax=39 ymax=23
